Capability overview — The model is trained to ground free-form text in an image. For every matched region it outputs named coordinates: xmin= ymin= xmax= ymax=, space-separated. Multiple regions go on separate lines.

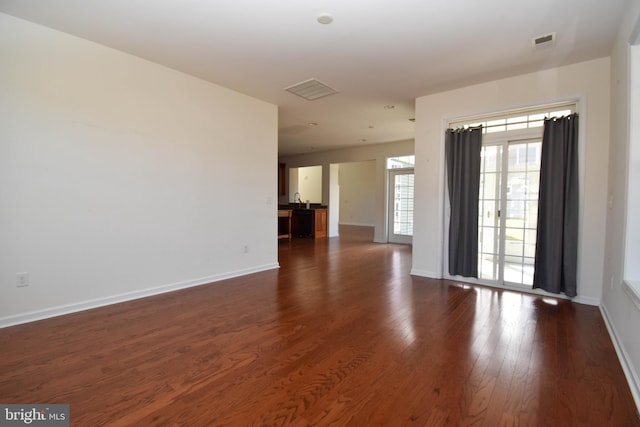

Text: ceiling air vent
xmin=532 ymin=32 xmax=556 ymax=49
xmin=285 ymin=78 xmax=339 ymax=101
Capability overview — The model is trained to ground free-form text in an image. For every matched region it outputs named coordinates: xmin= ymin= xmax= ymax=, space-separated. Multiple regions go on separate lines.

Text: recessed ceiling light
xmin=317 ymin=13 xmax=334 ymax=25
xmin=359 ymin=139 xmax=367 ymax=142
xmin=308 ymin=122 xmax=318 ymax=127
xmin=368 ymin=125 xmax=375 ymax=129
xmin=384 ymin=105 xmax=395 ymax=109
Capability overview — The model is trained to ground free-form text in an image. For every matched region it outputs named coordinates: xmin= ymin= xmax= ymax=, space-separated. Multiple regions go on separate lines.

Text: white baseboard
xmin=572 ymin=295 xmax=601 ymax=306
xmin=623 ymin=280 xmax=640 ymax=311
xmin=339 ymin=222 xmax=375 ymax=227
xmin=0 ymin=263 xmax=279 ymax=329
xmin=410 ymin=269 xmax=441 ymax=279
xmin=600 ymin=304 xmax=640 ymax=412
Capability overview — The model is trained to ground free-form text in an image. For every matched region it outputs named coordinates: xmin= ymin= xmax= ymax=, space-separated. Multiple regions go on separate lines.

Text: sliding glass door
xmin=447 ymin=104 xmax=575 ymax=289
xmin=478 ymin=139 xmax=541 ymax=287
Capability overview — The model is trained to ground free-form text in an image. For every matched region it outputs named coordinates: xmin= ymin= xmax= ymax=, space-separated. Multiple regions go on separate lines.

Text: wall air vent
xmin=285 ymin=78 xmax=339 ymax=101
xmin=532 ymin=32 xmax=556 ymax=49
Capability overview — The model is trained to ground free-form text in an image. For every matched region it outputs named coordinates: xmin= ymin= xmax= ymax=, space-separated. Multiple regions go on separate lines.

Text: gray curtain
xmin=533 ymin=114 xmax=579 ymax=297
xmin=445 ymin=126 xmax=482 ymax=277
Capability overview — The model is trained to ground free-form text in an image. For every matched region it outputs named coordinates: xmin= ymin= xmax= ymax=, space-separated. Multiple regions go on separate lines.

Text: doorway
xmin=387 ymin=155 xmax=415 ymax=244
xmin=478 ymin=139 xmax=541 ymax=286
xmin=445 ymin=104 xmax=576 ymax=288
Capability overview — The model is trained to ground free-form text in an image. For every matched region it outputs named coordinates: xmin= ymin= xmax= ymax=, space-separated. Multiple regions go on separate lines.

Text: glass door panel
xmin=477 ymin=140 xmax=541 ymax=287
xmin=478 ymin=145 xmax=501 ymax=282
xmin=502 ymin=140 xmax=541 ymax=286
xmin=388 ymin=170 xmax=414 ymax=244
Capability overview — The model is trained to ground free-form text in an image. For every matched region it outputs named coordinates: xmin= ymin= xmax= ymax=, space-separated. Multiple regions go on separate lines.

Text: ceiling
xmin=0 ymin=0 xmax=629 ymax=155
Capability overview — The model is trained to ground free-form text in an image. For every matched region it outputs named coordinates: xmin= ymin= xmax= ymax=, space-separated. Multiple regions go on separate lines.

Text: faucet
xmin=293 ymin=192 xmax=302 ymax=207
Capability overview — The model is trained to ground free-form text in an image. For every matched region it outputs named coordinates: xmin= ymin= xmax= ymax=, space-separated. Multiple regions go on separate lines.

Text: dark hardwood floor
xmin=1 ymin=226 xmax=639 ymax=426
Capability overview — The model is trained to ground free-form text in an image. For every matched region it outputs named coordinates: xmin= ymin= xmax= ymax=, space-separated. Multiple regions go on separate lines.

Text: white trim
xmin=339 ymin=222 xmax=375 ymax=227
xmin=572 ymin=295 xmax=601 ymax=307
xmin=410 ymin=269 xmax=441 ymax=279
xmin=631 ymin=9 xmax=640 ymax=45
xmin=575 ymin=93 xmax=588 ymax=298
xmin=0 ymin=263 xmax=279 ymax=328
xmin=623 ymin=280 xmax=640 ymax=311
xmin=437 ymin=117 xmax=448 ymax=279
xmin=451 ymin=274 xmax=594 ymax=302
xmin=624 ymin=43 xmax=640 ymax=286
xmin=600 ymin=304 xmax=640 ymax=411
xmin=411 ymin=269 xmax=599 ymax=305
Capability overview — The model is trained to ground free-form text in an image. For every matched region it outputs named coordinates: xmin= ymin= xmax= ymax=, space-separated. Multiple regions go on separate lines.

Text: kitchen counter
xmin=278 ymin=205 xmax=327 ymax=238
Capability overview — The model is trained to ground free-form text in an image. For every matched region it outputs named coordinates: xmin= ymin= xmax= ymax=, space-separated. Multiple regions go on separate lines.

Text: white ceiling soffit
xmin=284 ymin=78 xmax=339 ymax=101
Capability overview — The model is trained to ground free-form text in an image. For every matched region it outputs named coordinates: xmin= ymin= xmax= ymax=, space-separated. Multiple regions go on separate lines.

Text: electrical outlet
xmin=16 ymin=272 xmax=29 ymax=288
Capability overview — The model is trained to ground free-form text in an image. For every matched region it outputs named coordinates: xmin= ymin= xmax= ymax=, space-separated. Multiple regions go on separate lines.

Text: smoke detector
xmin=532 ymin=32 xmax=556 ymax=49
xmin=317 ymin=13 xmax=334 ymax=25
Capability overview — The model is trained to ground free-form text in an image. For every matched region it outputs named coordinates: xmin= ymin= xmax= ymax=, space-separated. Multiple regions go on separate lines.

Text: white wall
xmin=338 ymin=161 xmax=376 ymax=227
xmin=279 ymin=139 xmax=413 ymax=242
xmin=0 ymin=13 xmax=278 ymax=326
xmin=296 ymin=165 xmax=322 ymax=203
xmin=601 ymin=0 xmax=640 ymax=408
xmin=412 ymin=57 xmax=611 ymax=305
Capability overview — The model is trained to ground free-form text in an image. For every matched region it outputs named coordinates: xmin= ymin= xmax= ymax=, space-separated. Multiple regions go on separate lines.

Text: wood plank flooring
xmin=1 ymin=226 xmax=639 ymax=426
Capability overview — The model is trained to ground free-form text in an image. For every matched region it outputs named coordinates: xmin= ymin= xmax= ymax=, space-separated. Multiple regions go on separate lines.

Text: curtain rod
xmin=447 ymin=100 xmax=577 ymax=129
xmin=450 ymin=113 xmax=577 ymax=131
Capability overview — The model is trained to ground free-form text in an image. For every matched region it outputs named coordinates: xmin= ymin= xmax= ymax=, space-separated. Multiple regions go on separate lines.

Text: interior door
xmin=388 ymin=169 xmax=414 ymax=244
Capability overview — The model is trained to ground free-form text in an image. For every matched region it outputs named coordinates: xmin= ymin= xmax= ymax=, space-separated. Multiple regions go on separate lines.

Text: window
xmin=451 ymin=105 xmax=575 ymax=134
xmin=447 ymin=102 xmax=575 ymax=287
xmin=387 ymin=155 xmax=415 ymax=169
xmin=387 ymin=155 xmax=415 ymax=244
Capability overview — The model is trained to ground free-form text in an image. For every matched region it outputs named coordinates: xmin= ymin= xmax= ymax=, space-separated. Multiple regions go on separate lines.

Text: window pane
xmin=505 ymin=241 xmax=524 ymax=259
xmin=525 ymin=200 xmax=538 ymax=227
xmin=482 ymin=146 xmax=499 ymax=172
xmin=483 ymin=173 xmax=498 ymax=199
xmin=486 ymin=119 xmax=506 ymax=133
xmin=451 ymin=105 xmax=574 ymax=135
xmin=505 ymin=227 xmax=524 ymax=242
xmin=387 ymin=155 xmax=415 ymax=169
xmin=393 ymin=173 xmax=414 ymax=235
xmin=506 ymin=116 xmax=528 ymax=131
xmin=528 ymin=113 xmax=546 ymax=121
xmin=479 ymin=253 xmax=498 ymax=281
xmin=549 ymin=109 xmax=571 ymax=118
xmin=526 ymin=171 xmax=540 ymax=196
